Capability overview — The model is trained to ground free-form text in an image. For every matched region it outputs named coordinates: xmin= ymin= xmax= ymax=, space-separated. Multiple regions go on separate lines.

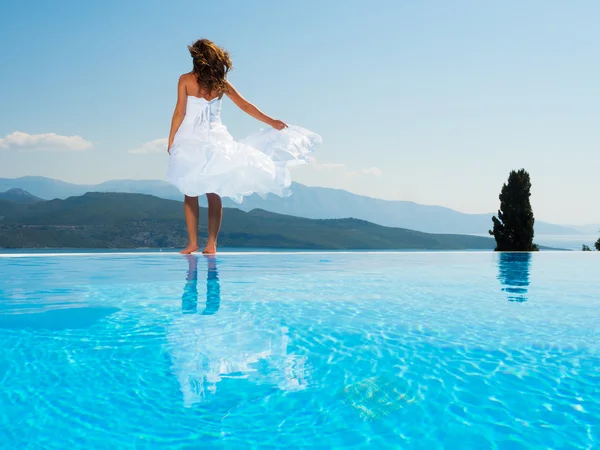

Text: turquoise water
xmin=0 ymin=252 xmax=598 ymax=449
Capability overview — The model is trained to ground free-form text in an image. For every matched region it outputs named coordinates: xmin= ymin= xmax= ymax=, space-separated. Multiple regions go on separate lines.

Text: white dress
xmin=167 ymin=95 xmax=321 ymax=202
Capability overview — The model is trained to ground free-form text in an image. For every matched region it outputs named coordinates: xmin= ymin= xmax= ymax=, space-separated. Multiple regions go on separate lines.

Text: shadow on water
xmin=497 ymin=252 xmax=532 ymax=302
xmin=182 ymin=255 xmax=221 ymax=315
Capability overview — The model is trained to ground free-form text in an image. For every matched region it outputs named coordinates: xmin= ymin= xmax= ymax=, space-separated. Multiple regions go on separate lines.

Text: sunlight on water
xmin=1 ymin=252 xmax=599 ymax=448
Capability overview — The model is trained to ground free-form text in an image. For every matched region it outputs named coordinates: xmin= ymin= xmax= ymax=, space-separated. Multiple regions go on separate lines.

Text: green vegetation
xmin=0 ymin=192 xmax=499 ymax=250
xmin=1 ymin=176 xmax=582 ymax=236
xmin=489 ymin=169 xmax=538 ymax=252
xmin=595 ymin=237 xmax=600 ymax=251
xmin=582 ymin=244 xmax=592 ymax=251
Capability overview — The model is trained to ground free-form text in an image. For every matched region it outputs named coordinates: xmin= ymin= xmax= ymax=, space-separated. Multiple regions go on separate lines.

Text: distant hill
xmin=230 ymin=183 xmax=581 ymax=236
xmin=0 ymin=176 xmax=581 ymax=235
xmin=0 ymin=192 xmax=500 ymax=250
xmin=0 ymin=188 xmax=43 ymax=204
xmin=0 ymin=176 xmax=179 ymax=201
xmin=570 ymin=224 xmax=600 ymax=234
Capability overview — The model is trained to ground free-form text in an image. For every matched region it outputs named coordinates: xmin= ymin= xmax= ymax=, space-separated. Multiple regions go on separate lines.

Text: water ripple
xmin=0 ymin=252 xmax=599 ymax=448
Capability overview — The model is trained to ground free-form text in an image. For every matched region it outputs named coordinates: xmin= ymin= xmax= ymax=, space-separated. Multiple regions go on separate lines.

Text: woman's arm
xmin=224 ymin=81 xmax=288 ymax=130
xmin=167 ymin=75 xmax=188 ymax=153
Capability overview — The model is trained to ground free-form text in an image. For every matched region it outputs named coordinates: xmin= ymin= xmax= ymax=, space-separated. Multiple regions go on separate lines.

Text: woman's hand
xmin=270 ymin=119 xmax=288 ymax=131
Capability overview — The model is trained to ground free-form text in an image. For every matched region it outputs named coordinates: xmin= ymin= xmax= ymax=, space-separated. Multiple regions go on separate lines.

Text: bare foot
xmin=180 ymin=244 xmax=200 ymax=254
xmin=202 ymin=243 xmax=217 ymax=255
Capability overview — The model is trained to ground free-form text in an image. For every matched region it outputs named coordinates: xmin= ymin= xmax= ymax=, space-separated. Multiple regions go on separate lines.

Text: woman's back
xmin=180 ymin=73 xmax=222 ymax=102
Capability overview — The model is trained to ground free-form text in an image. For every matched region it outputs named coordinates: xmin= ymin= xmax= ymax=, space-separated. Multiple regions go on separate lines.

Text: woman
xmin=167 ymin=39 xmax=321 ymax=254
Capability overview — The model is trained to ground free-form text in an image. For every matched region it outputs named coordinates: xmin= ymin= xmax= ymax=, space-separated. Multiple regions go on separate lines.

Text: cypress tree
xmin=489 ymin=169 xmax=537 ymax=251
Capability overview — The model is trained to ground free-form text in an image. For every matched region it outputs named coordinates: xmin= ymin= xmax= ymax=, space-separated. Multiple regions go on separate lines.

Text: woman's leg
xmin=181 ymin=195 xmax=200 ymax=254
xmin=203 ymin=193 xmax=223 ymax=254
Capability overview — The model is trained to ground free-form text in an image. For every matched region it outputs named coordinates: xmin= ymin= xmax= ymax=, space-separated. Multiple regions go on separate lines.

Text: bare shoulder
xmin=224 ymin=80 xmax=240 ymax=97
xmin=179 ymin=72 xmax=195 ymax=86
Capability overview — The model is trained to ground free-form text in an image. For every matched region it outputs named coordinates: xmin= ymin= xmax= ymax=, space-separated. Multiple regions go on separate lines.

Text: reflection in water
xmin=182 ymin=255 xmax=221 ymax=315
xmin=169 ymin=255 xmax=308 ymax=407
xmin=497 ymin=252 xmax=531 ymax=302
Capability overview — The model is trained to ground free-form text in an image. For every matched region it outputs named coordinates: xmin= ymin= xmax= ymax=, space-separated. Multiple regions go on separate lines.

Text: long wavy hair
xmin=188 ymin=39 xmax=232 ymax=94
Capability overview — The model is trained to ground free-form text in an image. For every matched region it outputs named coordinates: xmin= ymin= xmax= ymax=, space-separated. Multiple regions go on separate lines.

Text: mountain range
xmin=0 ymin=191 xmax=501 ymax=250
xmin=0 ymin=176 xmax=592 ymax=235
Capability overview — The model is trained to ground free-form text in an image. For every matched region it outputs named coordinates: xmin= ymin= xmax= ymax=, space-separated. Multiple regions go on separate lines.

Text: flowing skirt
xmin=167 ymin=124 xmax=321 ymax=202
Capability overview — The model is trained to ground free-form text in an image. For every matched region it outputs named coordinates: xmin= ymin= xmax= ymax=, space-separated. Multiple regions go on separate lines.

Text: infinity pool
xmin=0 ymin=252 xmax=598 ymax=449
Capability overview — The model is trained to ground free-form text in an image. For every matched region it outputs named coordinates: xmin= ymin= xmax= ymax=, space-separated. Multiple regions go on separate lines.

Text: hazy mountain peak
xmin=0 ymin=188 xmax=43 ymax=204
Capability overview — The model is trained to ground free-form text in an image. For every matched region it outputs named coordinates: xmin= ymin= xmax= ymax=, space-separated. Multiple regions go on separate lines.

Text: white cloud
xmin=0 ymin=131 xmax=92 ymax=152
xmin=302 ymin=160 xmax=383 ymax=178
xmin=360 ymin=167 xmax=383 ymax=177
xmin=128 ymin=138 xmax=168 ymax=155
xmin=311 ymin=162 xmax=347 ymax=170
xmin=348 ymin=166 xmax=384 ymax=178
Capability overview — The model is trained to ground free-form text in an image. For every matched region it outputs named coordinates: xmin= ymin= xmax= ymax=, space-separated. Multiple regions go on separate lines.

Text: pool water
xmin=0 ymin=252 xmax=599 ymax=449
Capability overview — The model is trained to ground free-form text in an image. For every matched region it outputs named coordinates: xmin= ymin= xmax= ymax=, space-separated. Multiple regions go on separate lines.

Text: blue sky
xmin=1 ymin=0 xmax=599 ymax=224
